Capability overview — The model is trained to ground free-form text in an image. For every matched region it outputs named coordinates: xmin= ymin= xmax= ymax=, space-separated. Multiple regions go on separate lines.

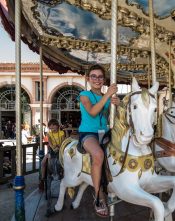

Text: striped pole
xmin=109 ymin=1 xmax=118 ymax=220
xmin=149 ymin=0 xmax=157 ymax=84
xmin=14 ymin=0 xmax=25 ymax=220
xmin=168 ymin=39 xmax=172 ymax=107
xmin=109 ymin=0 xmax=118 ymax=129
xmin=39 ymin=45 xmax=44 ymax=180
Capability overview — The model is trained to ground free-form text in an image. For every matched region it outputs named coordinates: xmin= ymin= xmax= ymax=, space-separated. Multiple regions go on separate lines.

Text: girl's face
xmin=49 ymin=124 xmax=59 ymax=132
xmin=87 ymin=69 xmax=105 ymax=89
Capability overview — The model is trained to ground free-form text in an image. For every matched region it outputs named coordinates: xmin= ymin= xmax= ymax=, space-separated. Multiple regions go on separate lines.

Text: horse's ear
xmin=132 ymin=77 xmax=140 ymax=92
xmin=149 ymin=82 xmax=159 ymax=95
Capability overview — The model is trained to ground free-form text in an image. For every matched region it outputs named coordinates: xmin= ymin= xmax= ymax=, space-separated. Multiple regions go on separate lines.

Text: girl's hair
xmin=87 ymin=64 xmax=106 ymax=78
xmin=48 ymin=119 xmax=59 ymax=127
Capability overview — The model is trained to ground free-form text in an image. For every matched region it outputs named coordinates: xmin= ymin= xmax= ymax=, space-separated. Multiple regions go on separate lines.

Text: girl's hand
xmin=111 ymin=96 xmax=120 ymax=106
xmin=106 ymin=84 xmax=118 ymax=98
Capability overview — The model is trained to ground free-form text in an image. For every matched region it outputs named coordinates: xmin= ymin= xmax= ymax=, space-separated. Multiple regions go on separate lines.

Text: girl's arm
xmin=80 ymin=83 xmax=117 ymax=117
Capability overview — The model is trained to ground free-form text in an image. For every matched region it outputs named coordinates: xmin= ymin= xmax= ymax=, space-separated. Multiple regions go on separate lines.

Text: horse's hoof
xmin=70 ymin=203 xmax=78 ymax=210
xmin=54 ymin=205 xmax=62 ymax=212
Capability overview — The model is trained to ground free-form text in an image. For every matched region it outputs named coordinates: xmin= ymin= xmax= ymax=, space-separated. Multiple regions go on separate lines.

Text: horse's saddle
xmin=60 ymin=137 xmax=113 ymax=184
xmin=155 ymin=137 xmax=175 ymax=158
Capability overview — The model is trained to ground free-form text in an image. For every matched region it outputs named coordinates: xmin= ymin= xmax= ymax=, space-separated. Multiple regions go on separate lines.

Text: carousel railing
xmin=0 ymin=142 xmax=48 ymax=184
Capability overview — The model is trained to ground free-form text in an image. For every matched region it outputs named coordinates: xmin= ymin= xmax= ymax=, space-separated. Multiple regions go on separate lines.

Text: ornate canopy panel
xmin=1 ymin=0 xmax=175 ymax=86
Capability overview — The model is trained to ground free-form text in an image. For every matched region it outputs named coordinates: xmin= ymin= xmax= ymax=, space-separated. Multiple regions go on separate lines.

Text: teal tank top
xmin=78 ymin=90 xmax=110 ymax=133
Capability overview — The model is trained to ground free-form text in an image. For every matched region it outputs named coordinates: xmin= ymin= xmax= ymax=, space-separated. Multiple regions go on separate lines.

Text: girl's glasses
xmin=89 ymin=75 xmax=104 ymax=81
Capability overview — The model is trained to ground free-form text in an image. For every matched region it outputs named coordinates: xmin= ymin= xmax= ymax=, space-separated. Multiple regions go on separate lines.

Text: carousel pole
xmin=109 ymin=0 xmax=118 ymax=129
xmin=148 ymin=53 xmax=151 ymax=89
xmin=38 ymin=45 xmax=44 ymax=181
xmin=109 ymin=1 xmax=118 ymax=221
xmin=168 ymin=39 xmax=172 ymax=107
xmin=14 ymin=0 xmax=26 ymax=221
xmin=149 ymin=0 xmax=157 ymax=84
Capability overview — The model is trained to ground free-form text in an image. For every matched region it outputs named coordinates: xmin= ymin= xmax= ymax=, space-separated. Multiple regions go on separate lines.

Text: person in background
xmin=21 ymin=124 xmax=32 ymax=145
xmin=78 ymin=64 xmax=120 ymax=217
xmin=39 ymin=119 xmax=65 ymax=191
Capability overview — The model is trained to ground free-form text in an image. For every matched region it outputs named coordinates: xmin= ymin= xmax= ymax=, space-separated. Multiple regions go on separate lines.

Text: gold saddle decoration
xmin=82 ymin=153 xmax=91 ymax=175
xmin=59 ymin=137 xmax=92 ymax=174
xmin=109 ymin=144 xmax=154 ymax=178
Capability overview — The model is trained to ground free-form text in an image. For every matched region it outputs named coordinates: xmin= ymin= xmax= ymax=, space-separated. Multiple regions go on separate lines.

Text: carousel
xmin=0 ymin=1 xmax=175 ymax=221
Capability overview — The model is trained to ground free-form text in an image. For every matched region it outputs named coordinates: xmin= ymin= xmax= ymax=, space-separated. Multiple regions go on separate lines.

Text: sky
xmin=0 ymin=22 xmax=39 ymax=63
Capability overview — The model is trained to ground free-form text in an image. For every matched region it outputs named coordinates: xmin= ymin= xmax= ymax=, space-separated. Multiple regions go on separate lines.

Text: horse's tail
xmin=59 ymin=137 xmax=74 ymax=167
xmin=67 ymin=187 xmax=75 ymax=199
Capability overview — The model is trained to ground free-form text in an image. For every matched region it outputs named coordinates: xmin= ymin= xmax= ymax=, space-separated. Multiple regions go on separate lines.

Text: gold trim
xmin=109 ymin=144 xmax=154 ymax=173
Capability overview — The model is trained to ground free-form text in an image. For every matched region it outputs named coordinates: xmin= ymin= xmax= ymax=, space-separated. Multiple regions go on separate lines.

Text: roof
xmin=0 ymin=0 xmax=175 ymax=86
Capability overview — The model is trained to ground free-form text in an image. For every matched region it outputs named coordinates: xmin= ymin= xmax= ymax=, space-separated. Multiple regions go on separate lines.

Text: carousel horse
xmin=55 ymin=78 xmax=175 ymax=221
xmin=155 ymin=103 xmax=175 ymax=172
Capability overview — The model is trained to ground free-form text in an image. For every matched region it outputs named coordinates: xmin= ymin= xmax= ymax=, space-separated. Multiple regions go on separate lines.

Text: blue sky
xmin=0 ymin=24 xmax=39 ymax=63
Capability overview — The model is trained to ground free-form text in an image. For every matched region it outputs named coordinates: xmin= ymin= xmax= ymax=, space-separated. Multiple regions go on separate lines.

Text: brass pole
xmin=14 ymin=1 xmax=25 ymax=220
xmin=148 ymin=53 xmax=151 ymax=89
xmin=15 ymin=0 xmax=22 ymax=176
xmin=168 ymin=39 xmax=172 ymax=107
xmin=109 ymin=0 xmax=118 ymax=129
xmin=149 ymin=0 xmax=157 ymax=84
xmin=39 ymin=46 xmax=43 ymax=150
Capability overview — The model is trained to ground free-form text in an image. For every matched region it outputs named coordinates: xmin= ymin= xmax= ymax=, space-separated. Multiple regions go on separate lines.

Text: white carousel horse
xmin=55 ymin=78 xmax=175 ymax=221
xmin=155 ymin=103 xmax=175 ymax=172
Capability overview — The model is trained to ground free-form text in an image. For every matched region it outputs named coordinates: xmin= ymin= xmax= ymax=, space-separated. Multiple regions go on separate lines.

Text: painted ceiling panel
xmin=0 ymin=0 xmax=175 ymax=85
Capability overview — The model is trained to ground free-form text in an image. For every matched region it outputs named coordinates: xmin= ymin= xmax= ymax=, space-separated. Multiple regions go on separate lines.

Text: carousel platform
xmin=10 ymin=180 xmax=173 ymax=221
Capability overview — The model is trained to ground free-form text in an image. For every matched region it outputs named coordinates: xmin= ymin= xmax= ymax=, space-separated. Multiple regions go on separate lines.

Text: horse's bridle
xmin=164 ymin=107 xmax=175 ymax=124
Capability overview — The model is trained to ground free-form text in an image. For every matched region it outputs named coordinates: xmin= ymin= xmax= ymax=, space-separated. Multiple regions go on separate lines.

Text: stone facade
xmin=0 ymin=63 xmax=86 ymax=133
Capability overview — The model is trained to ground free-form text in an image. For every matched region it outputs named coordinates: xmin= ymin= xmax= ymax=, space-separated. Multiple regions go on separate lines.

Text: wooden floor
xmin=12 ymin=181 xmax=175 ymax=221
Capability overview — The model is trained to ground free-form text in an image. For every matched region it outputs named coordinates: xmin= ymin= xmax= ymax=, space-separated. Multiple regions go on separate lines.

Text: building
xmin=0 ymin=63 xmax=132 ymax=138
xmin=0 ymin=63 xmax=87 ymax=136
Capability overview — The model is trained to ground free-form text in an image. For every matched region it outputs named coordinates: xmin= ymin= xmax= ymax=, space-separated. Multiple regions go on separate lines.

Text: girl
xmin=78 ymin=64 xmax=119 ymax=217
xmin=39 ymin=119 xmax=65 ymax=191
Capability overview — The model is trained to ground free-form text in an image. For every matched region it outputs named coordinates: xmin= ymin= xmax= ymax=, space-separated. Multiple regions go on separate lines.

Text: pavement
xmin=1 ymin=173 xmax=175 ymax=221
xmin=0 ymin=172 xmax=39 ymax=221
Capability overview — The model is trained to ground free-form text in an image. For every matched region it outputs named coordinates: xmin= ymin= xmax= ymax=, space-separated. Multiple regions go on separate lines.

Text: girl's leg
xmin=83 ymin=137 xmax=104 ymax=197
xmin=83 ymin=137 xmax=108 ymax=216
xmin=39 ymin=154 xmax=48 ymax=191
xmin=41 ymin=154 xmax=48 ymax=180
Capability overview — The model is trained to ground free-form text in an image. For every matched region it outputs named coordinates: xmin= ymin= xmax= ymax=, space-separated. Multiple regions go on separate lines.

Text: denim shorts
xmin=77 ymin=132 xmax=99 ymax=154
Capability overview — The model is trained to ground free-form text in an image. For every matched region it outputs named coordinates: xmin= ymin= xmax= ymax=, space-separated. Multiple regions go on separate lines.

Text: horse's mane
xmin=110 ymin=89 xmax=150 ymax=150
xmin=110 ymin=94 xmax=130 ymax=149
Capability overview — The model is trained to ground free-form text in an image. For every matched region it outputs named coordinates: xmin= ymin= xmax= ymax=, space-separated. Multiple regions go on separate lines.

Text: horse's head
xmin=164 ymin=102 xmax=175 ymax=125
xmin=127 ymin=78 xmax=159 ymax=146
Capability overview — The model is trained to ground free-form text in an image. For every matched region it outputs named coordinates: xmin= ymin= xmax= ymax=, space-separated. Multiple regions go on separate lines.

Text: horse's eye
xmin=133 ymin=104 xmax=137 ymax=109
xmin=154 ymin=108 xmax=157 ymax=112
xmin=171 ymin=111 xmax=173 ymax=114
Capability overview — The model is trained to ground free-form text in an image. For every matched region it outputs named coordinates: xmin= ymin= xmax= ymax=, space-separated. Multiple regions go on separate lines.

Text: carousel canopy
xmin=0 ymin=0 xmax=175 ymax=85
